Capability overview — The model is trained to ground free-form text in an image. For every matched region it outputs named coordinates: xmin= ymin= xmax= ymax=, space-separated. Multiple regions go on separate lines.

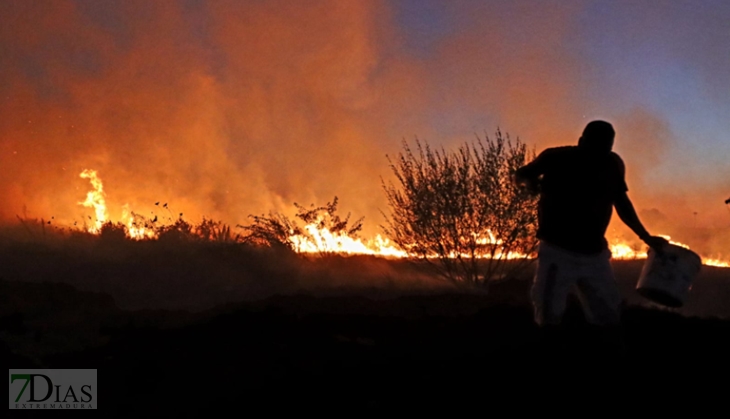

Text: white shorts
xmin=531 ymin=241 xmax=622 ymax=326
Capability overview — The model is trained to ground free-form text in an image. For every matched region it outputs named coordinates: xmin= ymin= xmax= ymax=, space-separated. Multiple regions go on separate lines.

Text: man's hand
xmin=641 ymin=235 xmax=669 ymax=251
xmin=615 ymin=192 xmax=669 ymax=252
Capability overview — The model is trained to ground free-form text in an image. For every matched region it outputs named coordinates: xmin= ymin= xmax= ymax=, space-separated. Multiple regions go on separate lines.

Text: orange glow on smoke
xmin=77 ymin=169 xmax=730 ymax=267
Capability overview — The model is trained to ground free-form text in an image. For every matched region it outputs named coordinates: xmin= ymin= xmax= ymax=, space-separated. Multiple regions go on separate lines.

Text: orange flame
xmin=78 ymin=169 xmax=108 ymax=233
xmin=704 ymin=258 xmax=730 ymax=268
xmin=79 ymin=169 xmax=154 ymax=239
xmin=290 ymin=225 xmax=407 ymax=257
xmin=121 ymin=204 xmax=156 ymax=240
xmin=288 ymin=226 xmax=528 ymax=259
xmin=609 ymin=235 xmax=730 ymax=267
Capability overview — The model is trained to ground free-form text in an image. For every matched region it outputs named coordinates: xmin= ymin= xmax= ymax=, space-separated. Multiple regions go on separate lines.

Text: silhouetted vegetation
xmin=382 ymin=130 xmax=539 ymax=287
xmin=7 ymin=212 xmax=243 ymax=246
xmin=240 ymin=197 xmax=364 ymax=255
xmin=2 ymin=204 xmax=730 ymax=412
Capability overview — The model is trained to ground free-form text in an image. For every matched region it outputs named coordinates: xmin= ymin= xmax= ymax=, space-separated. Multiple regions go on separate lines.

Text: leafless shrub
xmin=382 ymin=129 xmax=538 ymax=287
xmin=239 ymin=211 xmax=301 ymax=250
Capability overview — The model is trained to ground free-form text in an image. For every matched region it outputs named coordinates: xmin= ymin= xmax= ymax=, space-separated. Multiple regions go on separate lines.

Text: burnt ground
xmin=3 ymin=278 xmax=730 ymax=415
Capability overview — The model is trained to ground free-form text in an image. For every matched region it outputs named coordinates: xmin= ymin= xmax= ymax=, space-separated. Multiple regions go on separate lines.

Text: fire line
xmin=76 ymin=169 xmax=730 ymax=267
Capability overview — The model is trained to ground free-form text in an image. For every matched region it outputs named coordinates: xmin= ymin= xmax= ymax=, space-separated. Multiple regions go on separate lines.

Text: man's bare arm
xmin=614 ymin=191 xmax=668 ymax=249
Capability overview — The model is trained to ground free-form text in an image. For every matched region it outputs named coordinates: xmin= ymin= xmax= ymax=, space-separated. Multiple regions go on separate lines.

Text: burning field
xmin=2 ymin=162 xmax=730 ymax=319
xmin=2 ymin=163 xmax=730 ymax=411
xmin=3 ymin=0 xmax=730 ymax=410
xmin=3 ymin=1 xmax=730 ymax=263
xmin=46 ymin=167 xmax=730 ymax=268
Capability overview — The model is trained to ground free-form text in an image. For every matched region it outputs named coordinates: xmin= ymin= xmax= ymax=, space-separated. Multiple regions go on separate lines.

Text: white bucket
xmin=636 ymin=244 xmax=702 ymax=307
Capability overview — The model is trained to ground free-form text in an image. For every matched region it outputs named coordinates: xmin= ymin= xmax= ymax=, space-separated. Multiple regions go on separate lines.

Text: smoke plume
xmin=1 ymin=0 xmax=728 ymax=255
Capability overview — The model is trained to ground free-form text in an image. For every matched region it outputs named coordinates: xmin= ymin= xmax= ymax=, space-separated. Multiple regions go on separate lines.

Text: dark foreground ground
xmin=3 ymin=278 xmax=730 ymax=415
xmin=2 ymin=235 xmax=730 ymax=413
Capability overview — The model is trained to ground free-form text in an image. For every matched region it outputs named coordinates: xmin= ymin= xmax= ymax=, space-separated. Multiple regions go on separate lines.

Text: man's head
xmin=578 ymin=120 xmax=615 ymax=154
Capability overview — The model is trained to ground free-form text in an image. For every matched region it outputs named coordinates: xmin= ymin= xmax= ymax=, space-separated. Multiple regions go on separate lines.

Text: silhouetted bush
xmin=382 ymin=129 xmax=538 ymax=287
xmin=239 ymin=211 xmax=301 ymax=251
xmin=196 ymin=218 xmax=238 ymax=243
xmin=99 ymin=222 xmax=128 ymax=243
xmin=156 ymin=218 xmax=198 ymax=243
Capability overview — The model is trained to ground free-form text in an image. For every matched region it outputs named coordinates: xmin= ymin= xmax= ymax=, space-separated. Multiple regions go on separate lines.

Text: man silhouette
xmin=515 ymin=120 xmax=667 ymax=332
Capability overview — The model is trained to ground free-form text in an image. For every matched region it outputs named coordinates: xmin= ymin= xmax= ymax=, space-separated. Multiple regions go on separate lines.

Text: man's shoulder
xmin=609 ymin=151 xmax=624 ymax=162
xmin=608 ymin=151 xmax=626 ymax=170
xmin=545 ymin=147 xmax=625 ymax=165
xmin=543 ymin=145 xmax=576 ymax=154
xmin=539 ymin=145 xmax=578 ymax=161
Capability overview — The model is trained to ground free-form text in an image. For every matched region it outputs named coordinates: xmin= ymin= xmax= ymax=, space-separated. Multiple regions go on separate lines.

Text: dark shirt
xmin=517 ymin=146 xmax=628 ymax=255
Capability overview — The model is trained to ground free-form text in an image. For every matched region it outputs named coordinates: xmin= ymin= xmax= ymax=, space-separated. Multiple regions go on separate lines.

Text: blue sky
xmin=391 ymin=0 xmax=730 ymax=205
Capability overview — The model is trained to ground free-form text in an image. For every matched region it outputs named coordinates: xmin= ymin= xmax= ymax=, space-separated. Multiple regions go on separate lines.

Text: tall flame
xmin=78 ymin=169 xmax=108 ymax=233
xmin=79 ymin=169 xmax=154 ymax=239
